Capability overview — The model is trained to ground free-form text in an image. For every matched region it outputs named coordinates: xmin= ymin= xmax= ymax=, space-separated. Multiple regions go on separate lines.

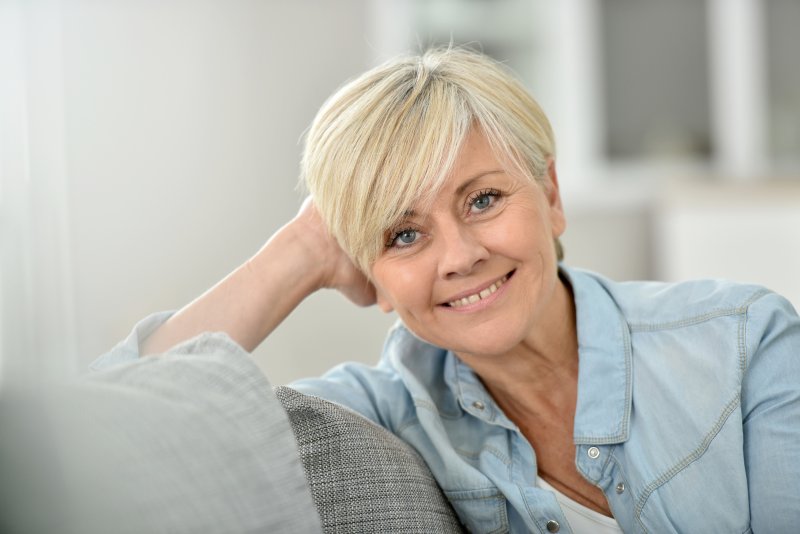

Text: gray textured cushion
xmin=275 ymin=386 xmax=465 ymax=533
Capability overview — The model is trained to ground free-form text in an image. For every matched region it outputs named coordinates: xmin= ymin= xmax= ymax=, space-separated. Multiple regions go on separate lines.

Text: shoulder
xmin=740 ymin=290 xmax=799 ymax=380
xmin=382 ymin=321 xmax=451 ymax=385
xmin=568 ymin=266 xmax=775 ymax=329
xmin=291 ymin=320 xmax=453 ymax=430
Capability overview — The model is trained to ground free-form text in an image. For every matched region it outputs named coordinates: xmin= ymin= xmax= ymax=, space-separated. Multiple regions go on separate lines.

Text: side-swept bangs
xmin=301 ymin=47 xmax=556 ymax=273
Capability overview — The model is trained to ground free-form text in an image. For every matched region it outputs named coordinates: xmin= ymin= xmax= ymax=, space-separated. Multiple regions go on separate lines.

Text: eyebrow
xmin=455 ymin=170 xmax=505 ymax=196
xmin=400 ymin=170 xmax=506 ymax=218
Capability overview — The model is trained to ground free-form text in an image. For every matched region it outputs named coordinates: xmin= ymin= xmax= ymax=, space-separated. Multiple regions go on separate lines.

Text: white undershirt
xmin=536 ymin=477 xmax=623 ymax=534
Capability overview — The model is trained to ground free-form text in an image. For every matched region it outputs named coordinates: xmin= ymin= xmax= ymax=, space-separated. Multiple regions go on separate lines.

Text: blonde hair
xmin=301 ymin=47 xmax=561 ymax=273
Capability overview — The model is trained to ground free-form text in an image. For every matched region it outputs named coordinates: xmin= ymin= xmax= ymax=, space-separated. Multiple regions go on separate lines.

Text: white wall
xmin=57 ymin=0 xmax=396 ymax=384
xmin=656 ymin=180 xmax=800 ymax=308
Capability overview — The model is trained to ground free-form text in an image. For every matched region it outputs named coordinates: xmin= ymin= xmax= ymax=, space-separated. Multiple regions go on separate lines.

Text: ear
xmin=543 ymin=158 xmax=566 ymax=238
xmin=375 ymin=288 xmax=394 ymax=313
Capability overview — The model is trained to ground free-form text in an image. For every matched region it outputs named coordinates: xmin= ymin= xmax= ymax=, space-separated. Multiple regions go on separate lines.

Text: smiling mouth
xmin=445 ymin=270 xmax=514 ymax=308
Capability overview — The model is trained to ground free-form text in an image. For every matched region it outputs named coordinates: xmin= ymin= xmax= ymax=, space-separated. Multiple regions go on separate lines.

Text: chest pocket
xmin=444 ymin=487 xmax=509 ymax=534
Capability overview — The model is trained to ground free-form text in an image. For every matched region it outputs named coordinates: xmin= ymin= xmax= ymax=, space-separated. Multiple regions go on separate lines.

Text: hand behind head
xmin=292 ymin=197 xmax=377 ymax=308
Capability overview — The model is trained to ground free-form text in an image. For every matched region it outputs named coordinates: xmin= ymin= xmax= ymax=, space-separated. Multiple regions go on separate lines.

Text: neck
xmin=456 ymin=271 xmax=579 ymax=419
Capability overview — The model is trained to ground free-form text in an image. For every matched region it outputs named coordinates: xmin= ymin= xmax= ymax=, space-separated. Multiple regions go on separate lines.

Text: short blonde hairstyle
xmin=301 ymin=47 xmax=561 ymax=274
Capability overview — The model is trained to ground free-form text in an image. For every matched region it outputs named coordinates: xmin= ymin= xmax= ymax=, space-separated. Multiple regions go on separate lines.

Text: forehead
xmin=451 ymin=128 xmax=500 ymax=174
xmin=400 ymin=129 xmax=518 ymax=213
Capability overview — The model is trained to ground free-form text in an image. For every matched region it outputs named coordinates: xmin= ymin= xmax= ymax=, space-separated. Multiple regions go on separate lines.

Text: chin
xmin=453 ymin=338 xmax=522 ymax=359
xmin=400 ymin=301 xmax=535 ymax=357
xmin=427 ymin=324 xmax=527 ymax=358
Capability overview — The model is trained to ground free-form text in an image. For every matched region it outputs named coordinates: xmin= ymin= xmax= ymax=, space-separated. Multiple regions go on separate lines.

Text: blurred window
xmin=600 ymin=0 xmax=712 ymax=162
xmin=766 ymin=0 xmax=800 ymax=166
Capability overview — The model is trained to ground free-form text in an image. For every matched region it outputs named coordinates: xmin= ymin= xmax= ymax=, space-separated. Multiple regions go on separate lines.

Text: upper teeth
xmin=448 ymin=275 xmax=508 ymax=308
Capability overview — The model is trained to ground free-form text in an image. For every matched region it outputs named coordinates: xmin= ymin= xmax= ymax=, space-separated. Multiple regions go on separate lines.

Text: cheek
xmin=483 ymin=214 xmax=541 ymax=257
xmin=372 ymin=260 xmax=430 ymax=311
xmin=507 ymin=207 xmax=557 ymax=256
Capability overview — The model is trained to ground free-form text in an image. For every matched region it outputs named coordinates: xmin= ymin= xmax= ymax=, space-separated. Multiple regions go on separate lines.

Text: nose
xmin=437 ymin=223 xmax=489 ymax=279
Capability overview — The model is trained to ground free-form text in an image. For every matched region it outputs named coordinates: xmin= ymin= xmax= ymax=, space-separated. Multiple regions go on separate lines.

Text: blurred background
xmin=2 ymin=0 xmax=799 ymax=386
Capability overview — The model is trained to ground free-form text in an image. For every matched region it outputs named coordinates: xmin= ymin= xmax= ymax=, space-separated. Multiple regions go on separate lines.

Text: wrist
xmin=251 ymin=217 xmax=330 ymax=294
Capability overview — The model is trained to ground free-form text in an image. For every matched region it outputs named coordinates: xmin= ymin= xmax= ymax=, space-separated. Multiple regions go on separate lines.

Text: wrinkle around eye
xmin=466 ymin=191 xmax=503 ymax=217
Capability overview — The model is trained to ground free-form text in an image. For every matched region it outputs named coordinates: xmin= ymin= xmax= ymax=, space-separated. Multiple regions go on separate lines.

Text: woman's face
xmin=371 ymin=129 xmax=567 ymax=358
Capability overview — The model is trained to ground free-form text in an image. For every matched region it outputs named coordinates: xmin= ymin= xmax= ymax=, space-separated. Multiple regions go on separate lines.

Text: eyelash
xmin=466 ymin=188 xmax=502 ymax=213
xmin=385 ymin=226 xmax=421 ymax=249
xmin=384 ymin=188 xmax=503 ymax=249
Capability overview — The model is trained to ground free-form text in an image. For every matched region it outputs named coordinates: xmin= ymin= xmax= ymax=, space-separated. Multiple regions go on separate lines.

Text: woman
xmin=95 ymin=48 xmax=800 ymax=533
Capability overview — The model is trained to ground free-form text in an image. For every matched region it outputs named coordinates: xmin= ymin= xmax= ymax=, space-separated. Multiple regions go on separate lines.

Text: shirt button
xmin=616 ymin=482 xmax=626 ymax=494
xmin=546 ymin=519 xmax=560 ymax=532
xmin=472 ymin=400 xmax=485 ymax=410
xmin=587 ymin=446 xmax=600 ymax=459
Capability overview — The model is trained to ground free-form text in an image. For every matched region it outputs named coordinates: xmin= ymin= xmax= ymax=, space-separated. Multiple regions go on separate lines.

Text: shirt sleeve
xmin=92 ymin=312 xmax=410 ymax=431
xmin=741 ymin=291 xmax=800 ymax=531
xmin=89 ymin=311 xmax=175 ymax=371
xmin=290 ymin=360 xmax=411 ymax=430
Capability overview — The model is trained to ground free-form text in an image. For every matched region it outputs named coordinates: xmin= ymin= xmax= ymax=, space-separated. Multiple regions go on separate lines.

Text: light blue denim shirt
xmin=93 ymin=266 xmax=800 ymax=533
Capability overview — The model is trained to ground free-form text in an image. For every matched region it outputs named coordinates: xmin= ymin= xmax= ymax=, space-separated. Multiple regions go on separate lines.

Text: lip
xmin=439 ymin=270 xmax=515 ymax=312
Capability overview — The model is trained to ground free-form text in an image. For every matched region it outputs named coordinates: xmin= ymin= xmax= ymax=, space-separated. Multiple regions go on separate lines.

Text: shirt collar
xmin=390 ymin=265 xmax=633 ymax=443
xmin=444 ymin=353 xmax=518 ymax=430
xmin=442 ymin=265 xmax=632 ymax=443
xmin=561 ymin=265 xmax=632 ymax=444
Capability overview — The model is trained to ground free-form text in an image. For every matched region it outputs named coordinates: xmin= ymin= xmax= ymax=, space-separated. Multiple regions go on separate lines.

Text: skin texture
xmin=372 ymin=129 xmax=567 ymax=361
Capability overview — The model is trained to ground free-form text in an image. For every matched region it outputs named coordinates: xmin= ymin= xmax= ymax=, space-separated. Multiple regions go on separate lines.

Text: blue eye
xmin=473 ymin=194 xmax=492 ymax=210
xmin=398 ymin=229 xmax=417 ymax=244
xmin=468 ymin=189 xmax=500 ymax=213
xmin=388 ymin=228 xmax=419 ymax=248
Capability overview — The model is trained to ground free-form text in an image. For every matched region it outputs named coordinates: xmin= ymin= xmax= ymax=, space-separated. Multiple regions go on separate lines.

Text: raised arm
xmin=141 ymin=198 xmax=376 ymax=355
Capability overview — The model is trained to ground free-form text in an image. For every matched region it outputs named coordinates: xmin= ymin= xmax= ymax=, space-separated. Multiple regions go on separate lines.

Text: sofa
xmin=0 ymin=344 xmax=465 ymax=533
xmin=275 ymin=386 xmax=464 ymax=532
